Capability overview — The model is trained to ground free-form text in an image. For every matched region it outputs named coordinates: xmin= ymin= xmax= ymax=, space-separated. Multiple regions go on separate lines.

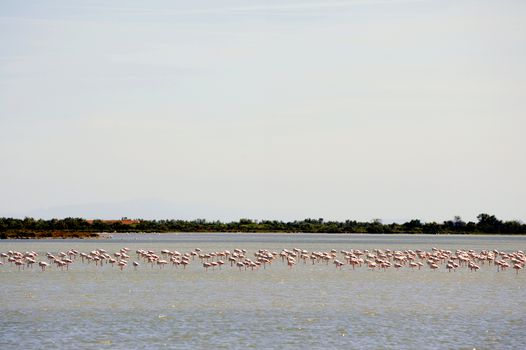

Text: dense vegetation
xmin=0 ymin=214 xmax=525 ymax=239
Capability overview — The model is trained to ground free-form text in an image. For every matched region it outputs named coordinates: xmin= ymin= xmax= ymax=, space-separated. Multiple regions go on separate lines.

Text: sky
xmin=1 ymin=0 xmax=525 ymax=223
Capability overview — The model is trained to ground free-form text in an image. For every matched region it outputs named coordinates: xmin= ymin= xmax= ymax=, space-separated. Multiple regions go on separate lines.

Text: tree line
xmin=0 ymin=213 xmax=525 ymax=239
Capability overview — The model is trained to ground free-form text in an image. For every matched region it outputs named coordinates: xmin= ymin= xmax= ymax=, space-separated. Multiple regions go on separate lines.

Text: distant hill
xmin=11 ymin=198 xmax=230 ymax=221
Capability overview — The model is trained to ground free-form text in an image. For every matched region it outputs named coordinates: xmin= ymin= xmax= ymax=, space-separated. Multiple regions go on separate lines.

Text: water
xmin=1 ymin=233 xmax=525 ymax=349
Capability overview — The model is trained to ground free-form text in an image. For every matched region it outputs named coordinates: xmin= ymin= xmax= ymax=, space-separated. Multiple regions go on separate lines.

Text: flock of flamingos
xmin=1 ymin=246 xmax=525 ymax=274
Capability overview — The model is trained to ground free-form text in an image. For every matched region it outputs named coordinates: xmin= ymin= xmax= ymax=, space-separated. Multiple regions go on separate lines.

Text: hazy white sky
xmin=1 ymin=0 xmax=525 ymax=222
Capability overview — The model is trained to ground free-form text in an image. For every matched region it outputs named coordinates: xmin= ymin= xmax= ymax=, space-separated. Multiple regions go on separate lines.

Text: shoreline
xmin=2 ymin=230 xmax=526 ymax=239
xmin=2 ymin=214 xmax=524 ymax=238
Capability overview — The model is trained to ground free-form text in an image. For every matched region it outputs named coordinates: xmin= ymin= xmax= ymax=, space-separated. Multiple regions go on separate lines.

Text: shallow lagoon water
xmin=1 ymin=233 xmax=525 ymax=349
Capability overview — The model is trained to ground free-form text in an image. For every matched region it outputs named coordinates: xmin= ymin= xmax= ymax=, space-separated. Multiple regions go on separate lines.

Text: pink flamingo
xmin=39 ymin=261 xmax=50 ymax=271
xmin=118 ymin=261 xmax=127 ymax=270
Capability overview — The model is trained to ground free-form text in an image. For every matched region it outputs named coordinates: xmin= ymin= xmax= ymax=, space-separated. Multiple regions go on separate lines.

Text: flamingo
xmin=2 ymin=246 xmax=526 ymax=278
xmin=157 ymin=260 xmax=168 ymax=269
xmin=334 ymin=260 xmax=344 ymax=269
xmin=118 ymin=261 xmax=127 ymax=270
xmin=39 ymin=261 xmax=50 ymax=271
